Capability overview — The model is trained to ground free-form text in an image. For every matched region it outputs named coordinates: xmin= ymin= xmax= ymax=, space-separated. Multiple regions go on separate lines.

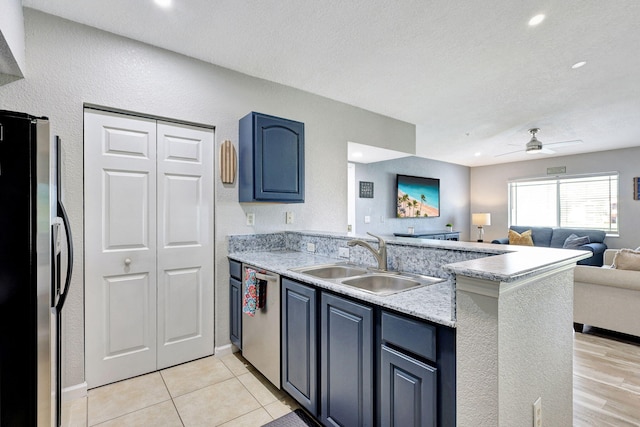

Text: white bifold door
xmin=84 ymin=109 xmax=214 ymax=388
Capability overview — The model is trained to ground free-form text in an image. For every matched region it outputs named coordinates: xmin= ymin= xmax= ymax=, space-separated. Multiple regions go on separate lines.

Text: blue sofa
xmin=491 ymin=226 xmax=607 ymax=266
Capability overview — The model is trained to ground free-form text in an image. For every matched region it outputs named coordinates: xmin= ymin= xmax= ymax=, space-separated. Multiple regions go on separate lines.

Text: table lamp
xmin=472 ymin=213 xmax=491 ymax=242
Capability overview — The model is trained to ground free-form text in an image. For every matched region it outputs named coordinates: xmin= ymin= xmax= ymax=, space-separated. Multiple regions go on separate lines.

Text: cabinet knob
xmin=124 ymin=258 xmax=132 ymax=266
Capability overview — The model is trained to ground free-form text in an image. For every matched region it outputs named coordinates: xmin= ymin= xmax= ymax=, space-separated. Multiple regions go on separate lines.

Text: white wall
xmin=470 ymin=146 xmax=640 ymax=248
xmin=354 ymin=156 xmax=470 ymax=240
xmin=0 ymin=9 xmax=415 ymax=388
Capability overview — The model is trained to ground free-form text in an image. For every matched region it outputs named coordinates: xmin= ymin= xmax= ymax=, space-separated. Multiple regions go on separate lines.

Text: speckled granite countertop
xmin=228 ymin=250 xmax=455 ymax=327
xmin=441 ymin=244 xmax=591 ymax=283
xmin=228 ymin=232 xmax=592 ymax=328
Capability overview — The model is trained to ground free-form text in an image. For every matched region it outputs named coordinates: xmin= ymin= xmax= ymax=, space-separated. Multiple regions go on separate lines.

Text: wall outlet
xmin=338 ymin=247 xmax=350 ymax=258
xmin=380 ymin=215 xmax=385 ymax=223
xmin=533 ymin=397 xmax=541 ymax=427
xmin=306 ymin=242 xmax=316 ymax=253
xmin=364 ymin=215 xmax=371 ymax=224
xmin=246 ymin=213 xmax=255 ymax=226
xmin=285 ymin=211 xmax=294 ymax=224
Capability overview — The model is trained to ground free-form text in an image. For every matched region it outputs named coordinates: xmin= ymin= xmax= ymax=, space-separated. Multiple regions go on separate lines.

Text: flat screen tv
xmin=396 ymin=174 xmax=440 ymax=218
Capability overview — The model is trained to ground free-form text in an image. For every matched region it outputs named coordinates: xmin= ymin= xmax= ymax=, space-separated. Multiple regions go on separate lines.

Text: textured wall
xmin=456 ymin=268 xmax=574 ymax=426
xmin=0 ymin=9 xmax=415 ymax=388
xmin=470 ymin=146 xmax=640 ymax=248
xmin=354 ymin=156 xmax=470 ymax=239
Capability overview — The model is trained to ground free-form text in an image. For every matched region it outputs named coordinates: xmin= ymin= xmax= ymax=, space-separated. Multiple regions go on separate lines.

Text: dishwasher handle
xmin=255 ymin=272 xmax=278 ymax=282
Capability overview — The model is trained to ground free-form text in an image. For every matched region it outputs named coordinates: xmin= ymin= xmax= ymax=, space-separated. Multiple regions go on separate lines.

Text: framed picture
xmin=396 ymin=174 xmax=440 ymax=218
xmin=634 ymin=177 xmax=640 ymax=200
xmin=359 ymin=181 xmax=374 ymax=198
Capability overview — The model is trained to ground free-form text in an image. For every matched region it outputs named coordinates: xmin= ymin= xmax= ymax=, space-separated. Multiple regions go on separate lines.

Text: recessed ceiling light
xmin=154 ymin=0 xmax=172 ymax=8
xmin=571 ymin=61 xmax=587 ymax=69
xmin=474 ymin=152 xmax=482 ymax=157
xmin=528 ymin=14 xmax=545 ymax=26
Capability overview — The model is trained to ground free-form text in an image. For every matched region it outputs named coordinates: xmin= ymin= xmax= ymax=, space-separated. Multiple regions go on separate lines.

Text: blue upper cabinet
xmin=239 ymin=112 xmax=305 ymax=203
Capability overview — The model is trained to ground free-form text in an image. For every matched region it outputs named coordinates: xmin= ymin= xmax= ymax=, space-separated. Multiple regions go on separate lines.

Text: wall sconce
xmin=472 ymin=213 xmax=491 ymax=242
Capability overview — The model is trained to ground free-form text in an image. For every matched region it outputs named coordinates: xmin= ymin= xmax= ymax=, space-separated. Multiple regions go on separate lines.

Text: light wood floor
xmin=574 ymin=326 xmax=640 ymax=426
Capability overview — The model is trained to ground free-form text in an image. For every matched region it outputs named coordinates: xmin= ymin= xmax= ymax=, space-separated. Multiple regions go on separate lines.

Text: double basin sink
xmin=289 ymin=263 xmax=444 ymax=296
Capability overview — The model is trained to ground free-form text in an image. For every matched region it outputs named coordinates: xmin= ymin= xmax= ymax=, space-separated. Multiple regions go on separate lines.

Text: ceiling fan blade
xmin=495 ymin=149 xmax=523 ymax=157
xmin=545 ymin=139 xmax=583 ymax=148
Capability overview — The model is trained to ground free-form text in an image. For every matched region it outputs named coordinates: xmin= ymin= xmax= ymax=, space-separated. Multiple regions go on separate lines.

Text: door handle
xmin=55 ymin=200 xmax=73 ymax=311
xmin=255 ymin=272 xmax=278 ymax=282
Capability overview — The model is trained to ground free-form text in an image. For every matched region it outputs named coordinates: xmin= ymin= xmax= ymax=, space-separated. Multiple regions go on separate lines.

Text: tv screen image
xmin=396 ymin=174 xmax=440 ymax=218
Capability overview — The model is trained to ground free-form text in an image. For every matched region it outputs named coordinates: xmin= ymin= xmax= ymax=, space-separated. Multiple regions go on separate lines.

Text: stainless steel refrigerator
xmin=0 ymin=110 xmax=73 ymax=426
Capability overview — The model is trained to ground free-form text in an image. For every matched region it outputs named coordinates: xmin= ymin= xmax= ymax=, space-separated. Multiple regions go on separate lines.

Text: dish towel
xmin=243 ymin=268 xmax=258 ymax=317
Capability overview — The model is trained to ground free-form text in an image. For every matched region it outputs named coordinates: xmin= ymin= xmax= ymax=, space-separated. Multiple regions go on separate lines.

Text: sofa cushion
xmin=563 ymin=234 xmax=591 ymax=249
xmin=613 ymin=248 xmax=640 ymax=271
xmin=574 ymin=264 xmax=640 ymax=291
xmin=550 ymin=228 xmax=606 ymax=248
xmin=510 ymin=226 xmax=553 ymax=247
xmin=508 ymin=229 xmax=534 ymax=246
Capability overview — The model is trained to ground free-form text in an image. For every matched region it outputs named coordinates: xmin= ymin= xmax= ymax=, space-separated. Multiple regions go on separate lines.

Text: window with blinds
xmin=508 ymin=173 xmax=618 ymax=234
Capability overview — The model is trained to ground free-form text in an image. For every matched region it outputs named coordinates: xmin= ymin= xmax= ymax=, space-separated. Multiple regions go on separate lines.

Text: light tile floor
xmin=63 ymin=353 xmax=299 ymax=427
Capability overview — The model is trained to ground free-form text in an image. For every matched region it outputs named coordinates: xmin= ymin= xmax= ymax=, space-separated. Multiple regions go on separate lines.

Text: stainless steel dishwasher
xmin=241 ymin=264 xmax=281 ymax=388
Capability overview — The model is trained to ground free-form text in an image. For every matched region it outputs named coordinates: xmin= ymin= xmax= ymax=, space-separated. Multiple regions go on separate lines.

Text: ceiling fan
xmin=495 ymin=128 xmax=582 ymax=157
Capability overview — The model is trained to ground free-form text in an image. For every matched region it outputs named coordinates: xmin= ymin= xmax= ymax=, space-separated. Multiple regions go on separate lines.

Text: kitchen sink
xmin=341 ymin=273 xmax=442 ymax=296
xmin=290 ymin=263 xmax=369 ymax=279
xmin=290 ymin=263 xmax=444 ymax=296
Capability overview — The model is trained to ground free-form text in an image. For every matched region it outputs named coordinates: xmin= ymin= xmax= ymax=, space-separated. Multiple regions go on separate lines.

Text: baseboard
xmin=63 ymin=382 xmax=88 ymax=401
xmin=214 ymin=343 xmax=238 ymax=357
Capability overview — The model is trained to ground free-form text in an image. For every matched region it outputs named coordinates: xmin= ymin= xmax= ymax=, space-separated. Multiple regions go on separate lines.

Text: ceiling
xmin=22 ymin=0 xmax=640 ymax=167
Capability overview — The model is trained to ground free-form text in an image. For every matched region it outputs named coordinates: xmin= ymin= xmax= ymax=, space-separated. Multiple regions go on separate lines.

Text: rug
xmin=262 ymin=408 xmax=318 ymax=427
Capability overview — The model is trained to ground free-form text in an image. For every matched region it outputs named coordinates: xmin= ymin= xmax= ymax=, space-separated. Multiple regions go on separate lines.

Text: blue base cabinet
xmin=320 ymin=293 xmax=374 ymax=427
xmin=281 ymin=278 xmax=317 ymax=414
xmin=277 ymin=276 xmax=456 ymax=426
xmin=229 ymin=260 xmax=242 ymax=349
xmin=239 ymin=112 xmax=305 ymax=203
xmin=380 ymin=345 xmax=437 ymax=427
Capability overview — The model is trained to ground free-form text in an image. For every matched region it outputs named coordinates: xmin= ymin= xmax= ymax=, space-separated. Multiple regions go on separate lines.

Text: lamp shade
xmin=472 ymin=213 xmax=491 ymax=226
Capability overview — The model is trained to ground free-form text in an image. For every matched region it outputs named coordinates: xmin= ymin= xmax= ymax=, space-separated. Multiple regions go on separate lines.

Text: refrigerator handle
xmin=56 ymin=200 xmax=73 ymax=311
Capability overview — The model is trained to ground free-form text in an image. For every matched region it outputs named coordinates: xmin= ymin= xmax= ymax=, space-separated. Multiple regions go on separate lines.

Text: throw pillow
xmin=613 ymin=248 xmax=640 ymax=270
xmin=563 ymin=233 xmax=591 ymax=249
xmin=613 ymin=248 xmax=640 ymax=271
xmin=508 ymin=229 xmax=534 ymax=246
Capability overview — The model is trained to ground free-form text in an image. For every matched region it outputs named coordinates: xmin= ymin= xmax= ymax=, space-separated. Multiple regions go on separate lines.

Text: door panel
xmin=156 ymin=121 xmax=213 ymax=369
xmin=164 ymin=174 xmax=201 ymax=246
xmin=103 ymin=170 xmax=150 ymax=250
xmin=162 ymin=267 xmax=201 ymax=343
xmin=104 ymin=274 xmax=151 ymax=357
xmin=85 ymin=110 xmax=158 ymax=388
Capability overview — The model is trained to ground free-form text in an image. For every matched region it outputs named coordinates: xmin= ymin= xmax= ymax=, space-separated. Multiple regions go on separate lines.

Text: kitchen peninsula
xmin=228 ymin=231 xmax=589 ymax=427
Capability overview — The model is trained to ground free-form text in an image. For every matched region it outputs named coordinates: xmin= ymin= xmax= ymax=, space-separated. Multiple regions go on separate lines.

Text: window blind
xmin=509 ymin=173 xmax=618 ymax=233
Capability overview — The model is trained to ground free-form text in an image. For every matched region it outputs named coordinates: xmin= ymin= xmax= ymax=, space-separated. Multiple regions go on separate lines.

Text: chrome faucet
xmin=347 ymin=232 xmax=387 ymax=271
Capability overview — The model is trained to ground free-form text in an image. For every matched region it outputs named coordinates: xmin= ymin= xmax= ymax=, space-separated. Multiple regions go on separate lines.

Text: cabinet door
xmin=255 ymin=114 xmax=304 ymax=201
xmin=381 ymin=345 xmax=437 ymax=427
xmin=321 ymin=293 xmax=373 ymax=427
xmin=229 ymin=277 xmax=242 ymax=349
xmin=239 ymin=112 xmax=304 ymax=202
xmin=281 ymin=278 xmax=317 ymax=414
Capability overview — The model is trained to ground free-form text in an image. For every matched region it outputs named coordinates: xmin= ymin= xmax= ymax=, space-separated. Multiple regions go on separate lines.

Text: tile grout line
xmin=158 ymin=370 xmax=186 ymax=427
